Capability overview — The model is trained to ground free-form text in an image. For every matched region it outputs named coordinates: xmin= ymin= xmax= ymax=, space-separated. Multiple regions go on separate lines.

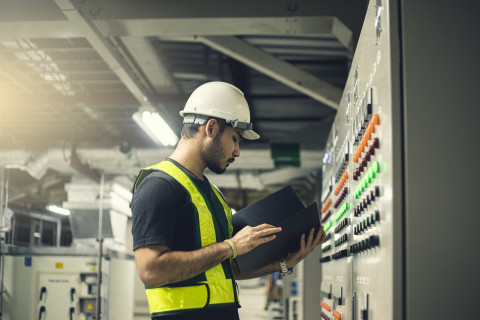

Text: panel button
xmin=361 ymin=309 xmax=369 ymax=320
xmin=333 ymin=310 xmax=342 ymax=320
xmin=369 ymin=235 xmax=380 ymax=247
xmin=320 ymin=301 xmax=331 ymax=312
xmin=332 ymin=249 xmax=348 ymax=260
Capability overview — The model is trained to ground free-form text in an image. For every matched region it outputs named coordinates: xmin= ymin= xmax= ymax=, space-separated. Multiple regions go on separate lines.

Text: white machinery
xmin=0 ymin=175 xmax=135 ymax=320
xmin=2 ymin=247 xmax=134 ymax=320
xmin=318 ymin=0 xmax=479 ymax=319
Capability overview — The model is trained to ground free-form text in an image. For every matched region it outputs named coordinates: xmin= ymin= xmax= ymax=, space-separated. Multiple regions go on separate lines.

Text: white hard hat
xmin=180 ymin=81 xmax=260 ymax=140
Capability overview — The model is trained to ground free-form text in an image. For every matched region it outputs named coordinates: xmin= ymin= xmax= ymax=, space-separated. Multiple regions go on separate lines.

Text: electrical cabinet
xmin=318 ymin=0 xmax=480 ymax=319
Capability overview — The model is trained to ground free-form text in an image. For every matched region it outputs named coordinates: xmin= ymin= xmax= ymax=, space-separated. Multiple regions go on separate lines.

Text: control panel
xmin=319 ymin=0 xmax=395 ymax=319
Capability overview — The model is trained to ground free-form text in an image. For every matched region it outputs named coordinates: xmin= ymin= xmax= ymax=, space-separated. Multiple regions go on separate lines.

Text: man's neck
xmin=168 ymin=139 xmax=206 ymax=180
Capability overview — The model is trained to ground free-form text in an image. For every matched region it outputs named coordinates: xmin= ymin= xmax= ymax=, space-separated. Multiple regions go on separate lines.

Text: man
xmin=132 ymin=81 xmax=325 ymax=319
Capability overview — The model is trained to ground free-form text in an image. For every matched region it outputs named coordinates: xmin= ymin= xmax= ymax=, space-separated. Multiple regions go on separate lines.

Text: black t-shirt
xmin=131 ymin=160 xmax=239 ymax=319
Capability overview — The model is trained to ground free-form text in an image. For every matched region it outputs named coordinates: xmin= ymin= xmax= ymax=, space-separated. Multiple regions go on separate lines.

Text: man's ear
xmin=204 ymin=118 xmax=219 ymax=138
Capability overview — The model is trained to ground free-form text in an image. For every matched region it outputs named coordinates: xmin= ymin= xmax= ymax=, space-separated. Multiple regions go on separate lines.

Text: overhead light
xmin=46 ymin=205 xmax=70 ymax=216
xmin=132 ymin=106 xmax=179 ymax=146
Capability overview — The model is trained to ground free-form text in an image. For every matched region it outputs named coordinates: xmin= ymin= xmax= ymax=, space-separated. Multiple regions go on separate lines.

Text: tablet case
xmin=232 ymin=186 xmax=320 ymax=275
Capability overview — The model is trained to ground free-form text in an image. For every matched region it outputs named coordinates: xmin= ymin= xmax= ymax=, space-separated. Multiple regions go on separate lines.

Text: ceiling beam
xmin=199 ymin=36 xmax=341 ymax=109
xmin=119 ymin=37 xmax=180 ymax=94
xmin=96 ymin=16 xmax=348 ymax=39
xmin=52 ymin=0 xmax=178 ymax=128
xmin=0 ymin=16 xmax=352 ymax=51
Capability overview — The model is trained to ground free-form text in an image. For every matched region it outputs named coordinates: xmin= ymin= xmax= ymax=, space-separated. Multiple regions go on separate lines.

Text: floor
xmin=237 ymin=279 xmax=284 ymax=320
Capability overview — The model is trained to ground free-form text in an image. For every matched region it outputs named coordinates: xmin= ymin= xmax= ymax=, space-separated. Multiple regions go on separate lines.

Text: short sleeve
xmin=131 ymin=172 xmax=182 ymax=250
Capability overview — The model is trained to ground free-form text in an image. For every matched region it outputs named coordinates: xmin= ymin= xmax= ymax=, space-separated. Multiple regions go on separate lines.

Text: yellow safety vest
xmin=133 ymin=160 xmax=238 ymax=316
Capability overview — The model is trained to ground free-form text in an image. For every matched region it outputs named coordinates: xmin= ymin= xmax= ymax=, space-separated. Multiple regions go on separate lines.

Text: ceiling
xmin=0 ymin=0 xmax=368 ymax=210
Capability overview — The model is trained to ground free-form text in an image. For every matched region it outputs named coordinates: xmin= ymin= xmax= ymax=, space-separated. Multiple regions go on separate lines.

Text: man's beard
xmin=201 ymin=133 xmax=233 ymax=174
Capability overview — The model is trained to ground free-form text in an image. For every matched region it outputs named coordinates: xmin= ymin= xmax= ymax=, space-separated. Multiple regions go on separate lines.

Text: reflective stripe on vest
xmin=136 ymin=161 xmax=237 ymax=315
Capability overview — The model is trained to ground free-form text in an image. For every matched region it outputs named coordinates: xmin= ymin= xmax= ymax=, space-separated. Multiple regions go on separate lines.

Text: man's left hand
xmin=286 ymin=227 xmax=326 ymax=269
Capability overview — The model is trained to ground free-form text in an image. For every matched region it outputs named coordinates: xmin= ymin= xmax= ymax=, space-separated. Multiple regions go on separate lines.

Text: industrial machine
xmin=318 ymin=0 xmax=479 ymax=319
xmin=0 ymin=176 xmax=135 ymax=320
xmin=2 ymin=247 xmax=134 ymax=320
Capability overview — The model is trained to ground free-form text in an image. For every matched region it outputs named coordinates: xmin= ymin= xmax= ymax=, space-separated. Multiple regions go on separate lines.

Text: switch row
xmin=324 ymin=233 xmax=332 ymax=242
xmin=324 ymin=221 xmax=333 ymax=233
xmin=335 ymin=218 xmax=349 ymax=233
xmin=322 ymin=245 xmax=332 ymax=253
xmin=354 ymin=211 xmax=380 ymax=235
xmin=353 ymin=91 xmax=373 ymax=144
xmin=350 ymin=235 xmax=380 ymax=254
xmin=321 ymin=209 xmax=332 ymax=223
xmin=353 ymin=137 xmax=380 ymax=181
xmin=334 ymin=172 xmax=348 ymax=196
xmin=354 ymin=186 xmax=380 ymax=216
xmin=353 ymin=162 xmax=380 ymax=199
xmin=335 ymin=154 xmax=350 ymax=183
xmin=320 ymin=256 xmax=331 ymax=263
xmin=333 ymin=187 xmax=349 ymax=209
xmin=334 ymin=202 xmax=351 ymax=222
xmin=321 ymin=312 xmax=331 ymax=320
xmin=321 ymin=198 xmax=332 ymax=214
xmin=353 ymin=113 xmax=379 ymax=163
xmin=335 ymin=234 xmax=348 ymax=246
xmin=332 ymin=249 xmax=348 ymax=260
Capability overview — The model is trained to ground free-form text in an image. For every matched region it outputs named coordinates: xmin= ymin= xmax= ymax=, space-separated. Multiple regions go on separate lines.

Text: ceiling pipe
xmin=0 ymin=148 xmax=323 ymax=190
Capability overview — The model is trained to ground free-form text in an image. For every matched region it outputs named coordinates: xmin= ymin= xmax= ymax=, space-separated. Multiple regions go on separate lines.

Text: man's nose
xmin=233 ymin=144 xmax=240 ymax=157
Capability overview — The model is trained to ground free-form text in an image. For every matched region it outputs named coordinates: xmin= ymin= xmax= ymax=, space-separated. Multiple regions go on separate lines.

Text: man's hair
xmin=181 ymin=117 xmax=228 ymax=139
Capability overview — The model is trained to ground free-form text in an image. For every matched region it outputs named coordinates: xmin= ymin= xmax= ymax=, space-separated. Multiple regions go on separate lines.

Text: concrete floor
xmin=237 ymin=280 xmax=284 ymax=320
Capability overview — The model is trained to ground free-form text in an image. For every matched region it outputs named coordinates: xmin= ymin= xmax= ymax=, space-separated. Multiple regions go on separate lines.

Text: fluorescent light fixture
xmin=132 ymin=106 xmax=179 ymax=146
xmin=46 ymin=205 xmax=70 ymax=216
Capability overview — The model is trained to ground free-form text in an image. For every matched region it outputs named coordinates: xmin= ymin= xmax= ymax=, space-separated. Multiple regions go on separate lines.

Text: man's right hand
xmin=231 ymin=224 xmax=282 ymax=256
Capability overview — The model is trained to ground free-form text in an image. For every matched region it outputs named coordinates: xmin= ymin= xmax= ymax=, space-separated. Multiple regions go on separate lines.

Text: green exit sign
xmin=270 ymin=143 xmax=300 ymax=168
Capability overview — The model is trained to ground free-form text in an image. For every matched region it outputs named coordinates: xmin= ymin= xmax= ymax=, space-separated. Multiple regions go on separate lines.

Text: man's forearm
xmin=149 ymin=241 xmax=232 ymax=288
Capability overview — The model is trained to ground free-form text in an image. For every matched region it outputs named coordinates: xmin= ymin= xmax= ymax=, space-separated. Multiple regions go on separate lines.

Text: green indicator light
xmin=369 ymin=168 xmax=375 ymax=179
xmin=334 ymin=211 xmax=342 ymax=222
xmin=362 ymin=179 xmax=367 ymax=189
xmin=366 ymin=175 xmax=371 ymax=183
xmin=324 ymin=221 xmax=332 ymax=232
xmin=373 ymin=161 xmax=380 ymax=173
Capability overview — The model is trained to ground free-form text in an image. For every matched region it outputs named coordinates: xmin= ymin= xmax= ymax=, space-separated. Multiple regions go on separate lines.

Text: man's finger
xmin=314 ymin=229 xmax=325 ymax=245
xmin=307 ymin=228 xmax=315 ymax=246
xmin=258 ymin=227 xmax=282 ymax=237
xmin=259 ymin=234 xmax=276 ymax=244
xmin=300 ymin=233 xmax=306 ymax=251
xmin=255 ymin=223 xmax=276 ymax=230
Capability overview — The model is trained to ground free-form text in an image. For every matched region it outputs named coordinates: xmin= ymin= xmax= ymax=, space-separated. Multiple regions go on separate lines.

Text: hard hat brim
xmin=242 ymin=129 xmax=260 ymax=140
